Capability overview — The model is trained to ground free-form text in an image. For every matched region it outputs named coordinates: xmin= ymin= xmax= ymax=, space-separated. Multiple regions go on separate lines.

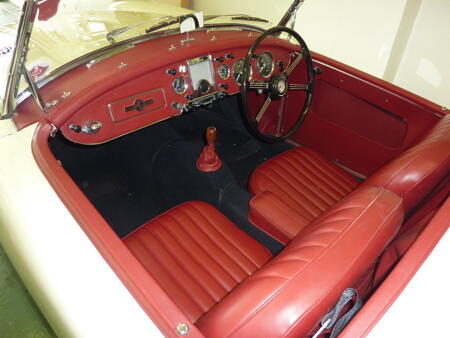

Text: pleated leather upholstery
xmin=364 ymin=114 xmax=450 ymax=213
xmin=123 ymin=201 xmax=271 ymax=322
xmin=249 ymin=146 xmax=360 ymax=226
xmin=197 ymin=186 xmax=403 ymax=337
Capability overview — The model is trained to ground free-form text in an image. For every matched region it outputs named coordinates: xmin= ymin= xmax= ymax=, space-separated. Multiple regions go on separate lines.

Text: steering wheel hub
xmin=271 ymin=74 xmax=288 ymax=98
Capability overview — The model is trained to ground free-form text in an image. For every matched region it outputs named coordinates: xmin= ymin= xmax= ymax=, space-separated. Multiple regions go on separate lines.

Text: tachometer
xmin=172 ymin=77 xmax=187 ymax=94
xmin=217 ymin=64 xmax=230 ymax=80
xmin=233 ymin=58 xmax=252 ymax=85
xmin=257 ymin=52 xmax=274 ymax=78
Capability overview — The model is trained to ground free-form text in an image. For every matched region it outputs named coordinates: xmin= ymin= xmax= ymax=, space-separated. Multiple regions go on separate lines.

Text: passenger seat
xmin=124 ymin=185 xmax=403 ymax=336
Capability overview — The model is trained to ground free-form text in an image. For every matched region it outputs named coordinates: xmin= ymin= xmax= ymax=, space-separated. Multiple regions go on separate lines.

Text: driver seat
xmin=249 ymin=146 xmax=360 ymax=232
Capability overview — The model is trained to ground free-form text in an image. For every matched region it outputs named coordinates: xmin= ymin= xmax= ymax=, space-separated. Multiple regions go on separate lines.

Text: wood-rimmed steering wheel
xmin=240 ymin=26 xmax=315 ymax=143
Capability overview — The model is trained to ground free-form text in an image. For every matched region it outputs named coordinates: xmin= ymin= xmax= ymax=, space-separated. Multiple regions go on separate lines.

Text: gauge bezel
xmin=172 ymin=77 xmax=188 ymax=94
xmin=257 ymin=52 xmax=275 ymax=78
xmin=217 ymin=64 xmax=230 ymax=80
xmin=233 ymin=58 xmax=252 ymax=84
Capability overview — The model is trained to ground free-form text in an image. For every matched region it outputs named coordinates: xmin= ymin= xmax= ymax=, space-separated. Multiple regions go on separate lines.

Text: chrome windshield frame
xmin=1 ymin=0 xmax=38 ymax=120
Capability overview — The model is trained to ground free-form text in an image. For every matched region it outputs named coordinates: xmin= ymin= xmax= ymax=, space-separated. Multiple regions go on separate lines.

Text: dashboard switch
xmin=225 ymin=53 xmax=235 ymax=59
xmin=166 ymin=69 xmax=177 ymax=75
xmin=214 ymin=56 xmax=225 ymax=63
xmin=69 ymin=124 xmax=81 ymax=133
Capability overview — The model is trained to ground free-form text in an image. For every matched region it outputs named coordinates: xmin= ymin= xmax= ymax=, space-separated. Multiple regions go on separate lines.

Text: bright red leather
xmin=249 ymin=191 xmax=310 ymax=244
xmin=123 ymin=201 xmax=272 ymax=322
xmin=197 ymin=186 xmax=403 ymax=337
xmin=249 ymin=146 xmax=360 ymax=223
xmin=363 ymin=115 xmax=450 ymax=213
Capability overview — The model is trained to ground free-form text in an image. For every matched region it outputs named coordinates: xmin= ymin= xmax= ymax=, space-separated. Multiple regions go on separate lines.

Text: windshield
xmin=1 ymin=0 xmax=280 ymax=118
xmin=20 ymin=1 xmax=193 ymax=88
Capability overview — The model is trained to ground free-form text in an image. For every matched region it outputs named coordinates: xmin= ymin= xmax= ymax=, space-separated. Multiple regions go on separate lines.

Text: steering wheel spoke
xmin=249 ymin=80 xmax=270 ymax=91
xmin=289 ymin=83 xmax=309 ymax=91
xmin=255 ymin=96 xmax=272 ymax=122
xmin=285 ymin=49 xmax=304 ymax=76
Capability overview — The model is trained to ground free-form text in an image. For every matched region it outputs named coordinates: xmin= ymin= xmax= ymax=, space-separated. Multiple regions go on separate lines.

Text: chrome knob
xmin=81 ymin=121 xmax=103 ymax=134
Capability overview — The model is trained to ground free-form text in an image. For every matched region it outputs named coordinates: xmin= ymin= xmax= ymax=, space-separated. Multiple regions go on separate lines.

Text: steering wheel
xmin=240 ymin=26 xmax=315 ymax=143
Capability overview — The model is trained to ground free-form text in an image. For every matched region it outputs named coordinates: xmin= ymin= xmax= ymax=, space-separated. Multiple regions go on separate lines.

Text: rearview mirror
xmin=180 ymin=12 xmax=204 ymax=34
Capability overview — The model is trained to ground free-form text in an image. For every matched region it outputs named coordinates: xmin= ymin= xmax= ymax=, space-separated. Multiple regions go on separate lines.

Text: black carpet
xmin=50 ymin=95 xmax=292 ymax=254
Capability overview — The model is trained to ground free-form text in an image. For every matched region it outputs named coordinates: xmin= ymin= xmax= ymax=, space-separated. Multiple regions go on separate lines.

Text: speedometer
xmin=217 ymin=64 xmax=230 ymax=80
xmin=257 ymin=52 xmax=274 ymax=78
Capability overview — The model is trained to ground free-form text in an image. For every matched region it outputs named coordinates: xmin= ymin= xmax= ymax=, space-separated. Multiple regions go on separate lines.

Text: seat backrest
xmin=364 ymin=115 xmax=450 ymax=214
xmin=197 ymin=186 xmax=403 ymax=337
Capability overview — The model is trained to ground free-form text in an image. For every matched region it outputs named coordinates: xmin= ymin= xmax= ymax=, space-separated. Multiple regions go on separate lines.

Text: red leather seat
xmin=197 ymin=186 xmax=402 ymax=336
xmin=123 ymin=201 xmax=272 ymax=322
xmin=363 ymin=114 xmax=450 ymax=213
xmin=249 ymin=146 xmax=360 ymax=230
xmin=124 ymin=186 xmax=403 ymax=336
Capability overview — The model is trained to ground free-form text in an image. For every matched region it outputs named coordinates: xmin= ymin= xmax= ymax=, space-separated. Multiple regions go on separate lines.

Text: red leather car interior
xmin=363 ymin=114 xmax=450 ymax=213
xmin=249 ymin=146 xmax=360 ymax=226
xmin=124 ymin=186 xmax=403 ymax=336
xmin=248 ymin=190 xmax=312 ymax=244
xmin=123 ymin=201 xmax=272 ymax=322
xmin=197 ymin=186 xmax=402 ymax=337
xmin=249 ymin=115 xmax=449 ymax=237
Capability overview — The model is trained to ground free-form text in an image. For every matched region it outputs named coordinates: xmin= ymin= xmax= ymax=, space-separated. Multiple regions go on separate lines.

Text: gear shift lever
xmin=196 ymin=126 xmax=222 ymax=172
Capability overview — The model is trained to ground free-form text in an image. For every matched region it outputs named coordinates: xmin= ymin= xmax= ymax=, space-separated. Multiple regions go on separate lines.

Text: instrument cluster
xmin=168 ymin=51 xmax=278 ymax=99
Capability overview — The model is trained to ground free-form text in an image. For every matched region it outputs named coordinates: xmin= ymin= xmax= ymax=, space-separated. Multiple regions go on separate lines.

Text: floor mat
xmin=50 ymin=95 xmax=292 ymax=254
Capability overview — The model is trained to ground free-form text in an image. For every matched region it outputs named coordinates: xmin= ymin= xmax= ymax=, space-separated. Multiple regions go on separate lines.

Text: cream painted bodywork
xmin=0 ymin=121 xmax=163 ymax=336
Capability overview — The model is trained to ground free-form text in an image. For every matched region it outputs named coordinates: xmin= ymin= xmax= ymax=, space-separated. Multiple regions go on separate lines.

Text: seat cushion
xmin=364 ymin=114 xmax=450 ymax=213
xmin=197 ymin=186 xmax=403 ymax=337
xmin=249 ymin=146 xmax=360 ymax=229
xmin=123 ymin=201 xmax=271 ymax=322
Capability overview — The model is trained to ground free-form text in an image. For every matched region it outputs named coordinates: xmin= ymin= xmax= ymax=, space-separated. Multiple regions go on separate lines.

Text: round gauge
xmin=172 ymin=77 xmax=187 ymax=94
xmin=217 ymin=64 xmax=230 ymax=80
xmin=233 ymin=58 xmax=252 ymax=84
xmin=257 ymin=52 xmax=274 ymax=78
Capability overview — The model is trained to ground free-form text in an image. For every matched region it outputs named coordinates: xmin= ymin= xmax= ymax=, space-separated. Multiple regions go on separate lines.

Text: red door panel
xmin=291 ymin=53 xmax=442 ymax=176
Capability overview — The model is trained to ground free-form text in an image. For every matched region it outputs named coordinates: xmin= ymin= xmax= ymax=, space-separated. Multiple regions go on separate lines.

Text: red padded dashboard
xmin=18 ymin=30 xmax=297 ymax=145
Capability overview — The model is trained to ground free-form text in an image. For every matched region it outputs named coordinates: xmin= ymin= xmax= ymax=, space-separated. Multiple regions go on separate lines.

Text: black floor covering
xmin=50 ymin=95 xmax=292 ymax=254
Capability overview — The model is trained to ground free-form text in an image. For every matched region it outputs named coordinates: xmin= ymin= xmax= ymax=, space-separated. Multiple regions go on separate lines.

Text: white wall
xmin=190 ymin=0 xmax=450 ymax=107
xmin=393 ymin=0 xmax=450 ymax=108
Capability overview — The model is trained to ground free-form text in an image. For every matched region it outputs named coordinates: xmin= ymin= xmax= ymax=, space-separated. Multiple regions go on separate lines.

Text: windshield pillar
xmin=1 ymin=0 xmax=37 ymax=120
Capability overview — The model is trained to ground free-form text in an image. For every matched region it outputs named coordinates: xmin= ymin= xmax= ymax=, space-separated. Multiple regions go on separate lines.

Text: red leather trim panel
xmin=249 ymin=191 xmax=311 ymax=244
xmin=123 ymin=201 xmax=271 ymax=322
xmin=249 ymin=147 xmax=360 ymax=221
xmin=197 ymin=186 xmax=403 ymax=337
xmin=312 ymin=80 xmax=408 ymax=148
xmin=340 ymin=196 xmax=450 ymax=337
xmin=364 ymin=114 xmax=450 ymax=213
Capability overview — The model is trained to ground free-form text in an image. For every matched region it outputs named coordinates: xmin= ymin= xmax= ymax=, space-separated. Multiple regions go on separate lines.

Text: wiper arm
xmin=204 ymin=14 xmax=269 ymax=23
xmin=106 ymin=16 xmax=173 ymax=44
xmin=144 ymin=17 xmax=180 ymax=34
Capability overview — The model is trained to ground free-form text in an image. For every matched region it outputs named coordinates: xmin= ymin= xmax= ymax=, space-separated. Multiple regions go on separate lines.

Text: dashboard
xmin=59 ymin=32 xmax=298 ymax=145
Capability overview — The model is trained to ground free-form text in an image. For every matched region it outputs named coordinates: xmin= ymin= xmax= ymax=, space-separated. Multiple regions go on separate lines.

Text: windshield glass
xmin=0 ymin=2 xmax=21 ymax=98
xmin=23 ymin=0 xmax=193 ymax=86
